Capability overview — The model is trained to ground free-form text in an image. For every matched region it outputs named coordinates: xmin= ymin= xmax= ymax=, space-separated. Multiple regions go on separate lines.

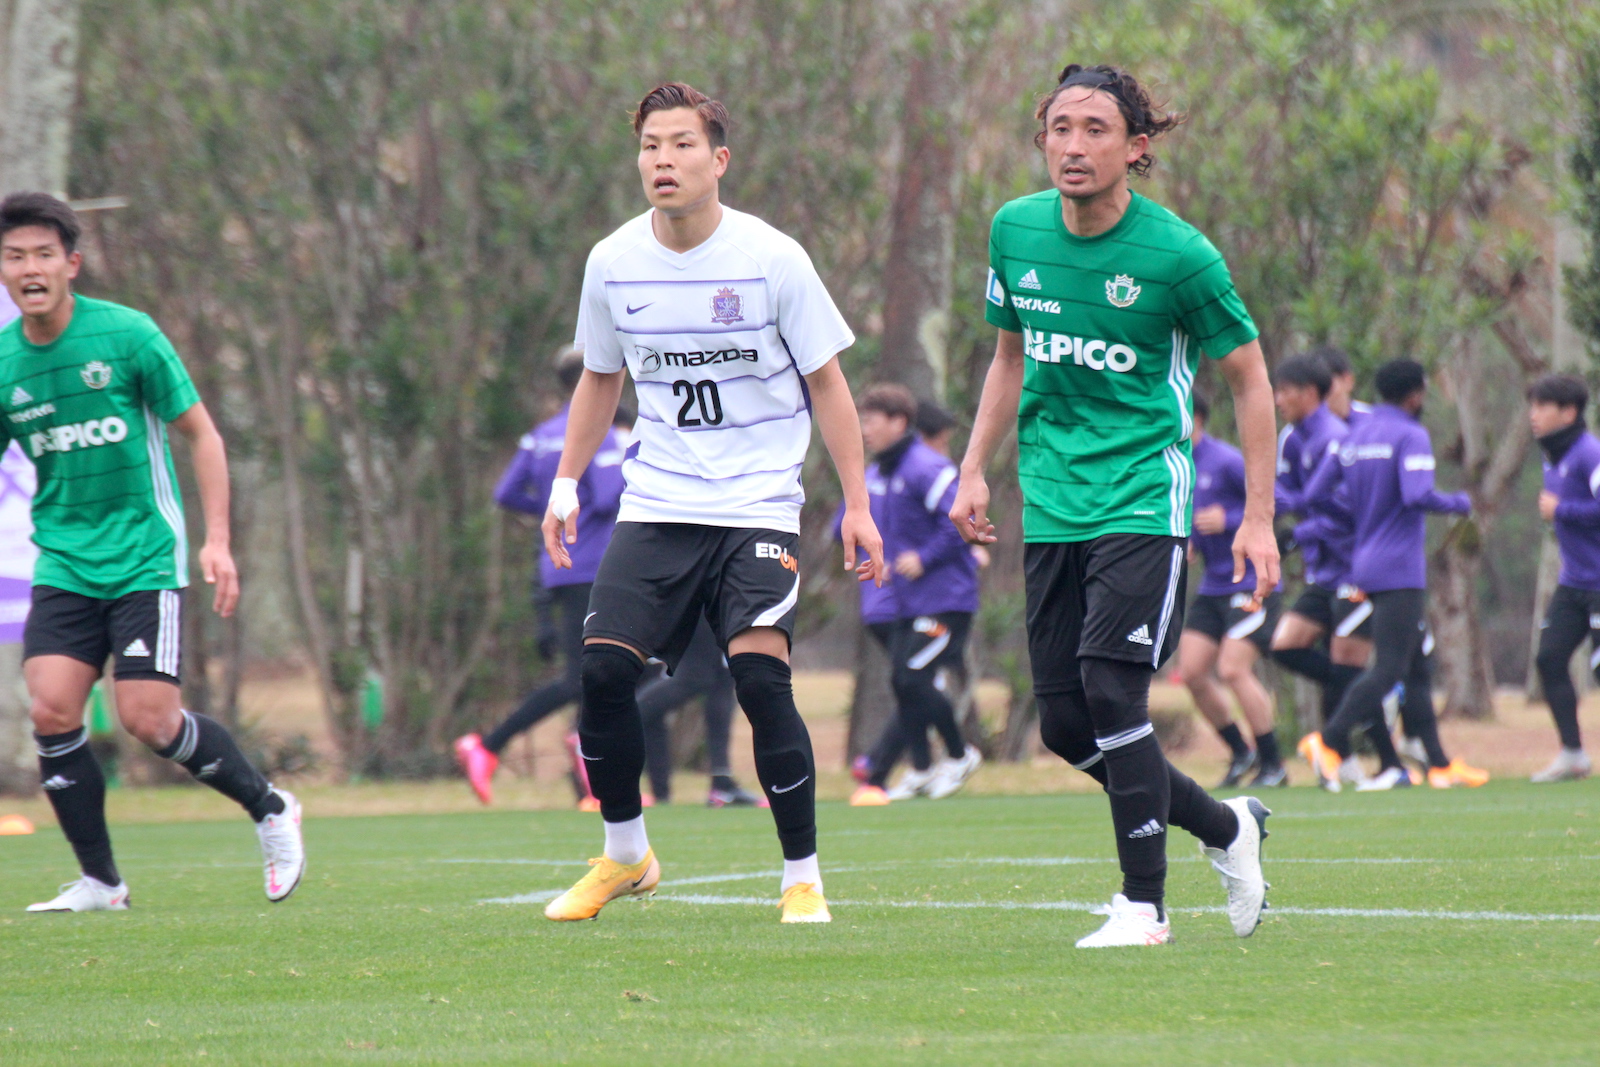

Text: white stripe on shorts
xmin=157 ymin=589 xmax=181 ymax=678
xmin=752 ymin=573 xmax=800 ymax=629
xmin=1334 ymin=598 xmax=1373 ymax=638
xmin=1226 ymin=608 xmax=1267 ymax=641
xmin=1149 ymin=545 xmax=1184 ymax=667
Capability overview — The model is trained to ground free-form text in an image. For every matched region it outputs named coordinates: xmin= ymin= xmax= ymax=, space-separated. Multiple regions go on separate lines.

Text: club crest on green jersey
xmin=1105 ymin=274 xmax=1142 ymax=309
xmin=80 ymin=361 xmax=113 ymax=390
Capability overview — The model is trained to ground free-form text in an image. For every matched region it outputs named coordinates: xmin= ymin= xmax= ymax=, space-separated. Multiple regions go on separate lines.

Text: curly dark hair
xmin=1033 ymin=64 xmax=1183 ymax=178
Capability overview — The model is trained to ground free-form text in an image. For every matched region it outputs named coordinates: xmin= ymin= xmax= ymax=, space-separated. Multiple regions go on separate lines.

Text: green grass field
xmin=2 ymin=782 xmax=1598 ymax=1066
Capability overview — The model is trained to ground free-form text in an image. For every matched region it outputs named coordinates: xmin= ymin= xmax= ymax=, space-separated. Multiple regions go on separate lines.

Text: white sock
xmin=603 ymin=815 xmax=649 ymax=865
xmin=781 ymin=854 xmax=821 ymax=894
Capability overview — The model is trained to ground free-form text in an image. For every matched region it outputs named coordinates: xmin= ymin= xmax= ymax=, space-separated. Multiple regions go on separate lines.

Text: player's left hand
xmin=1232 ymin=513 xmax=1279 ymax=611
xmin=1539 ymin=489 xmax=1558 ymax=522
xmin=841 ymin=505 xmax=886 ymax=587
xmin=893 ymin=550 xmax=924 ymax=580
xmin=200 ymin=540 xmax=240 ymax=618
xmin=1193 ymin=503 xmax=1227 ymax=536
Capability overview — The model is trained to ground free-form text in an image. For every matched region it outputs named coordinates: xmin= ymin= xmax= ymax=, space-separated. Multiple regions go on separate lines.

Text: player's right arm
xmin=541 ymin=367 xmax=624 ymax=568
xmin=951 ymin=327 xmax=1024 ymax=545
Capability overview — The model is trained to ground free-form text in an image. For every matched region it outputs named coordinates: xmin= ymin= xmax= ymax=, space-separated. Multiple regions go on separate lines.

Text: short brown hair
xmin=1033 ymin=64 xmax=1183 ymax=178
xmin=858 ymin=383 xmax=917 ymax=424
xmin=0 ymin=191 xmax=81 ymax=254
xmin=632 ymin=83 xmax=730 ymax=148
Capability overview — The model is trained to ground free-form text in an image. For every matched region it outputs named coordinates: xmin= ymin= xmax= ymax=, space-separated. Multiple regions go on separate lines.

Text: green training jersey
xmin=985 ymin=189 xmax=1258 ymax=542
xmin=0 ymin=295 xmax=200 ymax=599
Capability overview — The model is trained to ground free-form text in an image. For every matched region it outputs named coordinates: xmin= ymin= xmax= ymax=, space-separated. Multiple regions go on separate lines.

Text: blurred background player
xmin=1 ymin=193 xmax=303 ymax=912
xmin=454 ymin=346 xmax=627 ymax=809
xmin=638 ymin=617 xmax=764 ymax=806
xmin=1176 ymin=392 xmax=1285 ymax=788
xmin=844 ymin=384 xmax=981 ymax=805
xmin=1528 ymin=374 xmax=1597 ymax=782
xmin=917 ymin=400 xmax=992 ymax=573
xmin=1298 ymin=359 xmax=1488 ymax=791
xmin=1268 ymin=351 xmax=1402 ymax=787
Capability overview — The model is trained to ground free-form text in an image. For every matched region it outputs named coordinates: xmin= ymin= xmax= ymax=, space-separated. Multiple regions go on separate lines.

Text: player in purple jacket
xmin=1298 ymin=360 xmax=1489 ymax=791
xmin=842 ymin=385 xmax=982 ymax=806
xmin=1176 ymin=394 xmax=1285 ymax=788
xmin=454 ymin=348 xmax=627 ymax=805
xmin=1528 ymin=374 xmax=1597 ymax=782
xmin=1267 ymin=353 xmax=1399 ymax=785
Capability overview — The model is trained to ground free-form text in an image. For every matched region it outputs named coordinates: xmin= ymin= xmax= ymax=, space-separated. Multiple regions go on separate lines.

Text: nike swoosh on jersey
xmin=625 ymin=303 xmax=653 ymax=315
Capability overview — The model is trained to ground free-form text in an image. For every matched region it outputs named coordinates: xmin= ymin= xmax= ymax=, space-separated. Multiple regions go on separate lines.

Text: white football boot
xmin=1200 ymin=796 xmax=1271 ymax=937
xmin=925 ymin=746 xmax=983 ymax=799
xmin=885 ymin=765 xmax=939 ymax=801
xmin=256 ymin=788 xmax=306 ymax=902
xmin=1075 ymin=893 xmax=1171 ymax=947
xmin=1355 ymin=765 xmax=1412 ymax=791
xmin=27 ymin=874 xmax=129 ymax=913
xmin=1531 ymin=749 xmax=1593 ymax=783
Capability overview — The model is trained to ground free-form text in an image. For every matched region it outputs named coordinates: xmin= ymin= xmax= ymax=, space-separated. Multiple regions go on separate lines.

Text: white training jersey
xmin=576 ymin=207 xmax=854 ymax=532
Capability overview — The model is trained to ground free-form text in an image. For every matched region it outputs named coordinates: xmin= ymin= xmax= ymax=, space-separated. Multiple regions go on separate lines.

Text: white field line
xmin=500 ymin=891 xmax=1600 ymax=924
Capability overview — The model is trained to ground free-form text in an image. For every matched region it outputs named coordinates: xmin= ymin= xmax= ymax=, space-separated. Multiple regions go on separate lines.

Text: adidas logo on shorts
xmin=1126 ymin=819 xmax=1165 ymax=839
xmin=123 ymin=638 xmax=151 ymax=658
xmin=1126 ymin=624 xmax=1153 ymax=646
xmin=1017 ymin=268 xmax=1042 ymax=291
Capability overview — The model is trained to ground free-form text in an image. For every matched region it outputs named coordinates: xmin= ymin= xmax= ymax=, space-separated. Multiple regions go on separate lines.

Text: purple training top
xmin=1325 ymin=403 xmax=1470 ymax=592
xmin=1191 ymin=433 xmax=1257 ymax=595
xmin=1542 ymin=426 xmax=1600 ymax=592
xmin=1276 ymin=404 xmax=1352 ymax=587
xmin=494 ymin=405 xmax=627 ymax=587
xmin=835 ymin=434 xmax=978 ymax=623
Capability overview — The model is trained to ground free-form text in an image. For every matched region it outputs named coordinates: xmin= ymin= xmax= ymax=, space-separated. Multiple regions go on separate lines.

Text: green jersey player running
xmin=0 ymin=194 xmax=304 ymax=912
xmin=951 ymin=65 xmax=1279 ymax=947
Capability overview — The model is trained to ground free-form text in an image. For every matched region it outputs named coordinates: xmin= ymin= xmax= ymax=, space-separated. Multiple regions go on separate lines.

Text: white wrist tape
xmin=550 ymin=478 xmax=580 ymax=522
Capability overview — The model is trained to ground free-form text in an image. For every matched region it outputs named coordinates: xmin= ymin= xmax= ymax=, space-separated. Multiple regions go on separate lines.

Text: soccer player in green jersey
xmin=951 ymin=65 xmax=1280 ymax=947
xmin=0 ymin=193 xmax=305 ymax=912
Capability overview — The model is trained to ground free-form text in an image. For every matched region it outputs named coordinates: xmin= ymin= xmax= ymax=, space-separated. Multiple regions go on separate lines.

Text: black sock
xmin=729 ymin=654 xmax=817 ymax=860
xmin=37 ymin=730 xmax=119 ymax=886
xmin=1217 ymin=722 xmax=1250 ymax=758
xmin=577 ymin=644 xmax=647 ymax=822
xmin=483 ymin=675 xmax=580 ymax=754
xmin=1272 ymin=645 xmax=1332 ymax=684
xmin=1365 ymin=721 xmax=1402 ymax=770
xmin=1167 ymin=762 xmax=1240 ymax=850
xmin=1081 ymin=658 xmax=1169 ymax=909
xmin=711 ymin=774 xmax=738 ymax=792
xmin=156 ymin=712 xmax=282 ymax=822
xmin=1254 ymin=730 xmax=1281 ymax=768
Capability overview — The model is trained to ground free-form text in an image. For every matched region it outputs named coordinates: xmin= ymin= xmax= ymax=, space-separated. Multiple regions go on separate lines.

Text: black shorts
xmin=1183 ymin=590 xmax=1282 ymax=655
xmin=22 ymin=585 xmax=183 ymax=683
xmin=1024 ymin=534 xmax=1187 ymax=693
xmin=584 ymin=522 xmax=801 ymax=671
xmin=868 ymin=611 xmax=972 ymax=676
xmin=1288 ymin=582 xmax=1373 ymax=641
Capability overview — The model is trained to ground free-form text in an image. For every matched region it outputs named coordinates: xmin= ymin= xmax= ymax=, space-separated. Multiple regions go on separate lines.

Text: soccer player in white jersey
xmin=539 ymin=83 xmax=884 ymax=924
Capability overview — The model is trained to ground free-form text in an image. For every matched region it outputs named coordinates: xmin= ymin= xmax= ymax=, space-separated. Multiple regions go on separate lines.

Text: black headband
xmin=1058 ymin=69 xmax=1116 ymax=90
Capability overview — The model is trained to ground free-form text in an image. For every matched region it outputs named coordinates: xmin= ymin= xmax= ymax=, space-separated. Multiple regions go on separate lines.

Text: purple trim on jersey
xmin=1191 ymin=434 xmax=1256 ymax=595
xmin=1545 ymin=429 xmax=1600 ymax=591
xmin=494 ymin=406 xmax=624 ymax=587
xmin=834 ymin=437 xmax=978 ymax=622
xmin=1329 ymin=403 xmax=1470 ymax=592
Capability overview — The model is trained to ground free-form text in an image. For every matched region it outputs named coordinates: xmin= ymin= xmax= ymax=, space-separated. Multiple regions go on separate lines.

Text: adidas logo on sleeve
xmin=1126 ymin=624 xmax=1153 ymax=646
xmin=1126 ymin=819 xmax=1165 ymax=839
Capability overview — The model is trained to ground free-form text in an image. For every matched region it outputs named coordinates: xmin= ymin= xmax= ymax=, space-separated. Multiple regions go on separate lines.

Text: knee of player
xmin=28 ymin=699 xmax=82 ymax=736
xmin=728 ymin=652 xmax=793 ymax=707
xmin=119 ymin=704 xmax=182 ymax=750
xmin=1215 ymin=656 xmax=1252 ymax=686
xmin=580 ymin=643 xmax=645 ymax=705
